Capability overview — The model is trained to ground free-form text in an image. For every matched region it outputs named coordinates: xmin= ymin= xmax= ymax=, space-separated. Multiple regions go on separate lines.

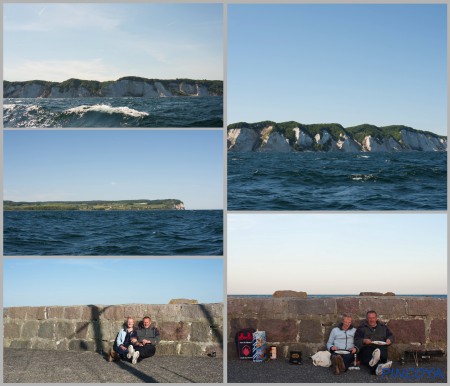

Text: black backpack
xmin=235 ymin=328 xmax=255 ymax=359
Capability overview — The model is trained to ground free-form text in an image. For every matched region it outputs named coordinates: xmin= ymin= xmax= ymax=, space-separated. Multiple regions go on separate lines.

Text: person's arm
xmin=151 ymin=327 xmax=161 ymax=346
xmin=115 ymin=330 xmax=125 ymax=347
xmin=326 ymin=328 xmax=336 ymax=351
xmin=385 ymin=325 xmax=394 ymax=345
xmin=354 ymin=326 xmax=364 ymax=350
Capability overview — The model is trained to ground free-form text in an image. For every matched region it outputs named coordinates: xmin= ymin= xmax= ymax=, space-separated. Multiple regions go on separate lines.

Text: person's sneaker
xmin=376 ymin=361 xmax=393 ymax=376
xmin=337 ymin=355 xmax=346 ymax=372
xmin=331 ymin=355 xmax=340 ymax=375
xmin=132 ymin=351 xmax=140 ymax=365
xmin=369 ymin=348 xmax=381 ymax=367
xmin=127 ymin=345 xmax=135 ymax=359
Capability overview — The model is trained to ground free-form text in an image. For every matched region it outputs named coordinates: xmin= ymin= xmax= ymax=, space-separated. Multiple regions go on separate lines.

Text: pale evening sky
xmin=228 ymin=214 xmax=447 ymax=295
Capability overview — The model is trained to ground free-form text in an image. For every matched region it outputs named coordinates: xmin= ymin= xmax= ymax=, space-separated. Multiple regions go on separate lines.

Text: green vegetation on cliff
xmin=4 ymin=199 xmax=185 ymax=211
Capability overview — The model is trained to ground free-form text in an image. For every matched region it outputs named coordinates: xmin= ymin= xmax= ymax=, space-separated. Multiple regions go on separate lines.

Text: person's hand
xmin=120 ymin=345 xmax=126 ymax=350
xmin=386 ymin=339 xmax=392 ymax=345
xmin=331 ymin=346 xmax=337 ymax=351
xmin=350 ymin=348 xmax=357 ymax=354
xmin=142 ymin=339 xmax=151 ymax=345
xmin=363 ymin=339 xmax=372 ymax=345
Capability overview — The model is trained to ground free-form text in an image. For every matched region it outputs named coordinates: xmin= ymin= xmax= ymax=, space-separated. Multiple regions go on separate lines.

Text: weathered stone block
xmin=430 ymin=319 xmax=447 ymax=342
xmin=24 ymin=307 xmax=46 ymax=320
xmin=387 ymin=320 xmax=425 ymax=344
xmin=47 ymin=307 xmax=64 ymax=319
xmin=75 ymin=321 xmax=90 ymax=339
xmin=156 ymin=343 xmax=179 ymax=356
xmin=21 ymin=321 xmax=39 ymax=339
xmin=159 ymin=321 xmax=189 ymax=341
xmin=258 ymin=319 xmax=297 ymax=342
xmin=229 ymin=318 xmax=258 ymax=340
xmin=190 ymin=322 xmax=211 ymax=342
xmin=288 ymin=298 xmax=336 ymax=315
xmin=407 ymin=299 xmax=447 ymax=318
xmin=4 ymin=323 xmax=21 ymax=339
xmin=64 ymin=306 xmax=82 ymax=320
xmin=88 ymin=321 xmax=111 ymax=342
xmin=33 ymin=340 xmax=57 ymax=350
xmin=179 ymin=342 xmax=203 ymax=356
xmin=336 ymin=298 xmax=360 ymax=316
xmin=55 ymin=322 xmax=75 ymax=339
xmin=102 ymin=305 xmax=124 ymax=320
xmin=197 ymin=303 xmax=223 ymax=319
xmin=299 ymin=319 xmax=323 ymax=343
xmin=359 ymin=298 xmax=406 ymax=316
xmin=82 ymin=305 xmax=102 ymax=320
xmin=56 ymin=340 xmax=69 ymax=351
xmin=169 ymin=299 xmax=198 ymax=304
xmin=38 ymin=321 xmax=55 ymax=339
xmin=10 ymin=340 xmax=32 ymax=349
xmin=227 ymin=341 xmax=238 ymax=358
xmin=259 ymin=299 xmax=289 ymax=318
xmin=5 ymin=307 xmax=27 ymax=319
xmin=69 ymin=339 xmax=96 ymax=351
xmin=273 ymin=290 xmax=307 ymax=298
xmin=228 ymin=299 xmax=261 ymax=317
xmin=123 ymin=304 xmax=143 ymax=320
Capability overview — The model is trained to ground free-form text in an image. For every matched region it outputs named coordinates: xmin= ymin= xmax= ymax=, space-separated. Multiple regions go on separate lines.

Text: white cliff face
xmin=227 ymin=128 xmax=259 ymax=151
xmin=6 ymin=83 xmax=47 ymax=98
xmin=294 ymin=128 xmax=314 ymax=147
xmin=102 ymin=80 xmax=159 ymax=97
xmin=48 ymin=86 xmax=93 ymax=98
xmin=400 ymin=129 xmax=447 ymax=151
xmin=336 ymin=134 xmax=361 ymax=152
xmin=261 ymin=132 xmax=291 ymax=152
xmin=227 ymin=126 xmax=447 ymax=152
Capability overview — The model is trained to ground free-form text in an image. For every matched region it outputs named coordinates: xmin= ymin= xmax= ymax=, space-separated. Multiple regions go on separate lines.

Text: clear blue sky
xmin=228 ymin=214 xmax=447 ymax=295
xmin=4 ymin=130 xmax=223 ymax=209
xmin=228 ymin=4 xmax=447 ymax=135
xmin=4 ymin=3 xmax=223 ymax=81
xmin=4 ymin=258 xmax=223 ymax=307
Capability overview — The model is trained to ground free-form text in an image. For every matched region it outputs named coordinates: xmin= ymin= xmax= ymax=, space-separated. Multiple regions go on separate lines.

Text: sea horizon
xmin=228 ymin=294 xmax=447 ymax=298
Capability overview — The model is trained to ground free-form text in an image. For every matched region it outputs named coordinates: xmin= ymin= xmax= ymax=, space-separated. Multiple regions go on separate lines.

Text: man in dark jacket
xmin=355 ymin=310 xmax=394 ymax=375
xmin=128 ymin=316 xmax=160 ymax=364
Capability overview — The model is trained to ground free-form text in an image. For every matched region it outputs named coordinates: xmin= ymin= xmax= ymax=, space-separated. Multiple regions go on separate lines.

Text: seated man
xmin=355 ymin=310 xmax=394 ymax=375
xmin=127 ymin=316 xmax=160 ymax=364
xmin=326 ymin=314 xmax=358 ymax=375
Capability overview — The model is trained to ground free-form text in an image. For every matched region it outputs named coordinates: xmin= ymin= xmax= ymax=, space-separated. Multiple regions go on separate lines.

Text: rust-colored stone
xmin=387 ymin=319 xmax=425 ymax=343
xmin=407 ymin=298 xmax=447 ymax=318
xmin=47 ymin=307 xmax=64 ymax=319
xmin=430 ymin=319 xmax=447 ymax=342
xmin=299 ymin=319 xmax=323 ymax=343
xmin=359 ymin=298 xmax=406 ymax=316
xmin=101 ymin=305 xmax=124 ymax=320
xmin=64 ymin=306 xmax=82 ymax=320
xmin=169 ymin=299 xmax=198 ymax=304
xmin=258 ymin=319 xmax=297 ymax=342
xmin=159 ymin=321 xmax=189 ymax=341
xmin=229 ymin=318 xmax=258 ymax=340
xmin=288 ymin=298 xmax=336 ymax=315
xmin=336 ymin=298 xmax=360 ymax=316
xmin=273 ymin=290 xmax=307 ymax=298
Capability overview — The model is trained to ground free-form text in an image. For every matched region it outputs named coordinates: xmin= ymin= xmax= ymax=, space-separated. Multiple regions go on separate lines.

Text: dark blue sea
xmin=4 ymin=210 xmax=223 ymax=256
xmin=3 ymin=96 xmax=222 ymax=127
xmin=227 ymin=152 xmax=447 ymax=210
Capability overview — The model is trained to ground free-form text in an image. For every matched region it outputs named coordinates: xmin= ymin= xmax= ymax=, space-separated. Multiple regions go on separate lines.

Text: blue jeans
xmin=114 ymin=344 xmax=129 ymax=359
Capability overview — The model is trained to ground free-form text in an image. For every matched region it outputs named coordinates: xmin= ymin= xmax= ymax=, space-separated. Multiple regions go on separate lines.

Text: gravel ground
xmin=4 ymin=348 xmax=223 ymax=383
xmin=227 ymin=358 xmax=447 ymax=383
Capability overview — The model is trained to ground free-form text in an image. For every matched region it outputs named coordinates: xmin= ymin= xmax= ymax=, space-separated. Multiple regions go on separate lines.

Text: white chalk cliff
xmin=4 ymin=77 xmax=222 ymax=98
xmin=227 ymin=122 xmax=447 ymax=152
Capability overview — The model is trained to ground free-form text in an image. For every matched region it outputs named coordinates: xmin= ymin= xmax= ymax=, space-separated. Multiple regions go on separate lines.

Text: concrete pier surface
xmin=227 ymin=359 xmax=447 ymax=383
xmin=4 ymin=348 xmax=223 ymax=383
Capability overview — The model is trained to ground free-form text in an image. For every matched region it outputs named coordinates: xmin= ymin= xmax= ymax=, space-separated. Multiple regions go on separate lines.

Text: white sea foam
xmin=3 ymin=104 xmax=16 ymax=110
xmin=64 ymin=104 xmax=149 ymax=118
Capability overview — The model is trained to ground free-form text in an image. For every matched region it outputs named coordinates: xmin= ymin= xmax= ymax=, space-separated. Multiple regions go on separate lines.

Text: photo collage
xmin=2 ymin=2 xmax=447 ymax=384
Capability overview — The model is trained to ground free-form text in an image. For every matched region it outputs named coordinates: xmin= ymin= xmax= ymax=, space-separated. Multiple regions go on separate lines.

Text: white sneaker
xmin=132 ymin=351 xmax=140 ymax=365
xmin=376 ymin=361 xmax=392 ymax=376
xmin=369 ymin=348 xmax=381 ymax=367
xmin=127 ymin=345 xmax=135 ymax=359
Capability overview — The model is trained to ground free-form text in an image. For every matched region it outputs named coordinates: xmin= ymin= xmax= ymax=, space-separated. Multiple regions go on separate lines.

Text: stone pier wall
xmin=228 ymin=297 xmax=447 ymax=360
xmin=4 ymin=303 xmax=223 ymax=357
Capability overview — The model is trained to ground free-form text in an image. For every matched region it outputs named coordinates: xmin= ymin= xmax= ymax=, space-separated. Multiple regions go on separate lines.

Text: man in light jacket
xmin=327 ymin=314 xmax=358 ymax=375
